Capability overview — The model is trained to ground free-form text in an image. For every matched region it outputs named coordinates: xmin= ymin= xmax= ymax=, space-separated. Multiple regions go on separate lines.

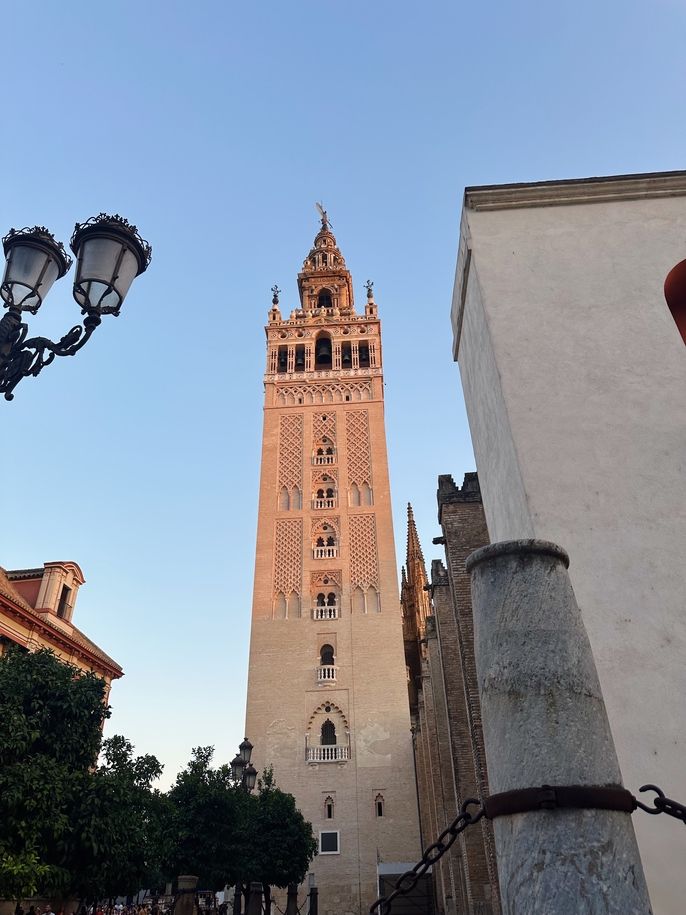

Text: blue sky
xmin=1 ymin=0 xmax=684 ymax=785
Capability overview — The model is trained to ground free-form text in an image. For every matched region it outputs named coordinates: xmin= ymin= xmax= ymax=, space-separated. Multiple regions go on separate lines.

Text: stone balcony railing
xmin=313 ymin=455 xmax=335 ymax=465
xmin=306 ymin=745 xmax=350 ymax=763
xmin=316 ymin=664 xmax=337 ymax=683
xmin=313 ymin=546 xmax=338 ymax=559
xmin=313 ymin=498 xmax=336 ymax=509
xmin=312 ymin=606 xmax=339 ymax=620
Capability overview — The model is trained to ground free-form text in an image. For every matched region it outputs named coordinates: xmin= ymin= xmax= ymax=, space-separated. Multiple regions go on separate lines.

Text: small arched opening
xmin=315 ymin=332 xmax=333 ymax=368
xmin=318 ymin=288 xmax=333 ymax=310
xmin=321 ymin=719 xmax=337 ymax=745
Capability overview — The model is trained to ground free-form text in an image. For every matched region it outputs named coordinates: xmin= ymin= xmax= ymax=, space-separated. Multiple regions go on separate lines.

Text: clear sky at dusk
xmin=1 ymin=0 xmax=684 ymax=786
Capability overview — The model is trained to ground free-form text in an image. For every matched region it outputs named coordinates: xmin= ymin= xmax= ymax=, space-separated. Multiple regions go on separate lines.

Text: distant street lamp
xmin=231 ymin=738 xmax=258 ymax=915
xmin=231 ymin=737 xmax=257 ymax=793
xmin=0 ymin=213 xmax=151 ymax=400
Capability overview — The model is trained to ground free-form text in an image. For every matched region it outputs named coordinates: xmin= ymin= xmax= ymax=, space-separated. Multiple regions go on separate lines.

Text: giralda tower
xmin=245 ymin=212 xmax=421 ymax=914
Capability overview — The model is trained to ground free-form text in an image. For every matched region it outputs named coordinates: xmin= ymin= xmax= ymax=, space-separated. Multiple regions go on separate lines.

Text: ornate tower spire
xmin=297 ymin=211 xmax=354 ymax=314
xmin=402 ymin=504 xmax=431 ymax=645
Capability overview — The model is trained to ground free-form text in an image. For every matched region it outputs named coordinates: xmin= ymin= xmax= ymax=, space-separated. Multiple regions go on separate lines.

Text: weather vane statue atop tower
xmin=315 ymin=201 xmax=332 ymax=230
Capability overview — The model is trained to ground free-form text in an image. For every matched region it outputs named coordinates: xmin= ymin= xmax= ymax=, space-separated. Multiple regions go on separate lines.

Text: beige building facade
xmin=245 ymin=215 xmax=421 ymax=915
xmin=451 ymin=171 xmax=686 ymax=914
xmin=0 ymin=560 xmax=122 ymax=694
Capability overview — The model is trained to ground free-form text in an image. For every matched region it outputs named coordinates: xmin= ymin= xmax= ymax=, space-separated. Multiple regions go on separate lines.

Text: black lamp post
xmin=0 ymin=213 xmax=151 ymax=400
xmin=231 ymin=738 xmax=258 ymax=915
xmin=231 ymin=737 xmax=257 ymax=794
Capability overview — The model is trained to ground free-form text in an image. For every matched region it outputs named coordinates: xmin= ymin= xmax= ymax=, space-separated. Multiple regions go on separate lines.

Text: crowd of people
xmin=15 ymin=902 xmax=170 ymax=915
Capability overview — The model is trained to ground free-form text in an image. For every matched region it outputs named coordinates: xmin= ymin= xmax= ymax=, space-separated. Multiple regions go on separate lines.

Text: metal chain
xmin=635 ymin=784 xmax=686 ymax=825
xmin=369 ymin=798 xmax=484 ymax=915
xmin=370 ymin=784 xmax=686 ymax=915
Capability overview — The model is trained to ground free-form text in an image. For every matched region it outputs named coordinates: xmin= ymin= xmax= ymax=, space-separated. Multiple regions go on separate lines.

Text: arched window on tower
xmin=277 ymin=346 xmax=288 ymax=373
xmin=367 ymin=587 xmax=380 ymax=613
xmin=278 ymin=487 xmax=289 ymax=511
xmin=375 ymin=794 xmax=385 ymax=818
xmin=326 ymin=592 xmax=337 ymax=606
xmin=341 ymin=342 xmax=352 ymax=368
xmin=320 ymin=644 xmax=335 ymax=666
xmin=318 ymin=289 xmax=333 ymax=310
xmin=315 ymin=332 xmax=333 ymax=368
xmin=316 ymin=592 xmax=326 ymax=606
xmin=288 ymin=592 xmax=301 ymax=618
xmin=325 ymin=796 xmax=335 ymax=819
xmin=321 ymin=719 xmax=336 ymax=745
xmin=352 ymin=586 xmax=365 ymax=614
xmin=349 ymin=483 xmax=361 ymax=506
xmin=274 ymin=593 xmax=287 ymax=619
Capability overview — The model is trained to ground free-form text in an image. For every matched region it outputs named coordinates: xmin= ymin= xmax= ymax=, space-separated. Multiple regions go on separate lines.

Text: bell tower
xmin=245 ymin=211 xmax=421 ymax=914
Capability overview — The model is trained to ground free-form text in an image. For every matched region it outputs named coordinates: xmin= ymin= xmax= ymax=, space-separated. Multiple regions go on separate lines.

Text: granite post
xmin=246 ymin=883 xmax=263 ymax=915
xmin=466 ymin=540 xmax=652 ymax=914
xmin=175 ymin=877 xmax=198 ymax=915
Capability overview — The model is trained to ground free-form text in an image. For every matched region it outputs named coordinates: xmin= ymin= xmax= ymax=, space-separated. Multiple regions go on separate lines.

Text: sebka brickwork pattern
xmin=313 ymin=411 xmax=337 ymax=445
xmin=275 ymin=381 xmax=372 ymax=406
xmin=278 ymin=414 xmax=304 ymax=492
xmin=349 ymin=514 xmax=379 ymax=590
xmin=273 ymin=519 xmax=303 ymax=597
xmin=345 ymin=410 xmax=373 ymax=486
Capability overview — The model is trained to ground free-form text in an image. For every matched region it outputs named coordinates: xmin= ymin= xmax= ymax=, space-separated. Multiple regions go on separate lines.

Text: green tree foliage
xmin=0 ymin=647 xmax=110 ymax=899
xmin=0 ymin=647 xmax=165 ymax=902
xmin=164 ymin=753 xmax=317 ymax=895
xmin=164 ymin=747 xmax=246 ymax=892
xmin=69 ymin=736 xmax=166 ymax=901
xmin=247 ymin=768 xmax=317 ymax=890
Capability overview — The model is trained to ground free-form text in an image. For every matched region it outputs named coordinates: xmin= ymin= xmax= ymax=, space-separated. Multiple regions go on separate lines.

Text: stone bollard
xmin=246 ymin=883 xmax=263 ymax=915
xmin=466 ymin=540 xmax=652 ymax=915
xmin=285 ymin=885 xmax=298 ymax=915
xmin=232 ymin=885 xmax=241 ymax=915
xmin=176 ymin=877 xmax=198 ymax=915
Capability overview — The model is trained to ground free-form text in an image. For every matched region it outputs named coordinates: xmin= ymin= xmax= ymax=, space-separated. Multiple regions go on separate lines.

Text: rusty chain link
xmin=369 ymin=798 xmax=484 ymax=915
xmin=370 ymin=784 xmax=686 ymax=915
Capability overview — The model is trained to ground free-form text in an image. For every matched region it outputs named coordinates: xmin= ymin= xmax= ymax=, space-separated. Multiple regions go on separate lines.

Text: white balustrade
xmin=313 ymin=498 xmax=336 ymax=509
xmin=317 ymin=665 xmax=337 ymax=683
xmin=313 ymin=547 xmax=338 ymax=559
xmin=312 ymin=606 xmax=339 ymax=620
xmin=306 ymin=745 xmax=350 ymax=763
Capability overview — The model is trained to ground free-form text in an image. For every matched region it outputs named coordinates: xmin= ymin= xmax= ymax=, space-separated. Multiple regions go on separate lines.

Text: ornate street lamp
xmin=232 ymin=738 xmax=258 ymax=915
xmin=0 ymin=213 xmax=151 ymax=400
xmin=231 ymin=739 xmax=257 ymax=793
xmin=243 ymin=763 xmax=257 ymax=793
xmin=231 ymin=754 xmax=246 ymax=783
xmin=239 ymin=738 xmax=254 ymax=764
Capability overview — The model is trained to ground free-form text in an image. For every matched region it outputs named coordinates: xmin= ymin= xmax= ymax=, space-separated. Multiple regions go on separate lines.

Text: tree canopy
xmin=0 ymin=648 xmax=164 ymax=902
xmin=0 ymin=648 xmax=316 ymax=902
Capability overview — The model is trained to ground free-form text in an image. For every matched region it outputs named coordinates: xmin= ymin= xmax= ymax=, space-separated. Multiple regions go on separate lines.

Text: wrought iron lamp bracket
xmin=0 ymin=306 xmax=102 ymax=401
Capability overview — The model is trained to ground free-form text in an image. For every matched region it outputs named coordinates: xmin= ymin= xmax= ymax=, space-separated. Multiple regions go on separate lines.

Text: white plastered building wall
xmin=451 ymin=171 xmax=686 ymax=915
